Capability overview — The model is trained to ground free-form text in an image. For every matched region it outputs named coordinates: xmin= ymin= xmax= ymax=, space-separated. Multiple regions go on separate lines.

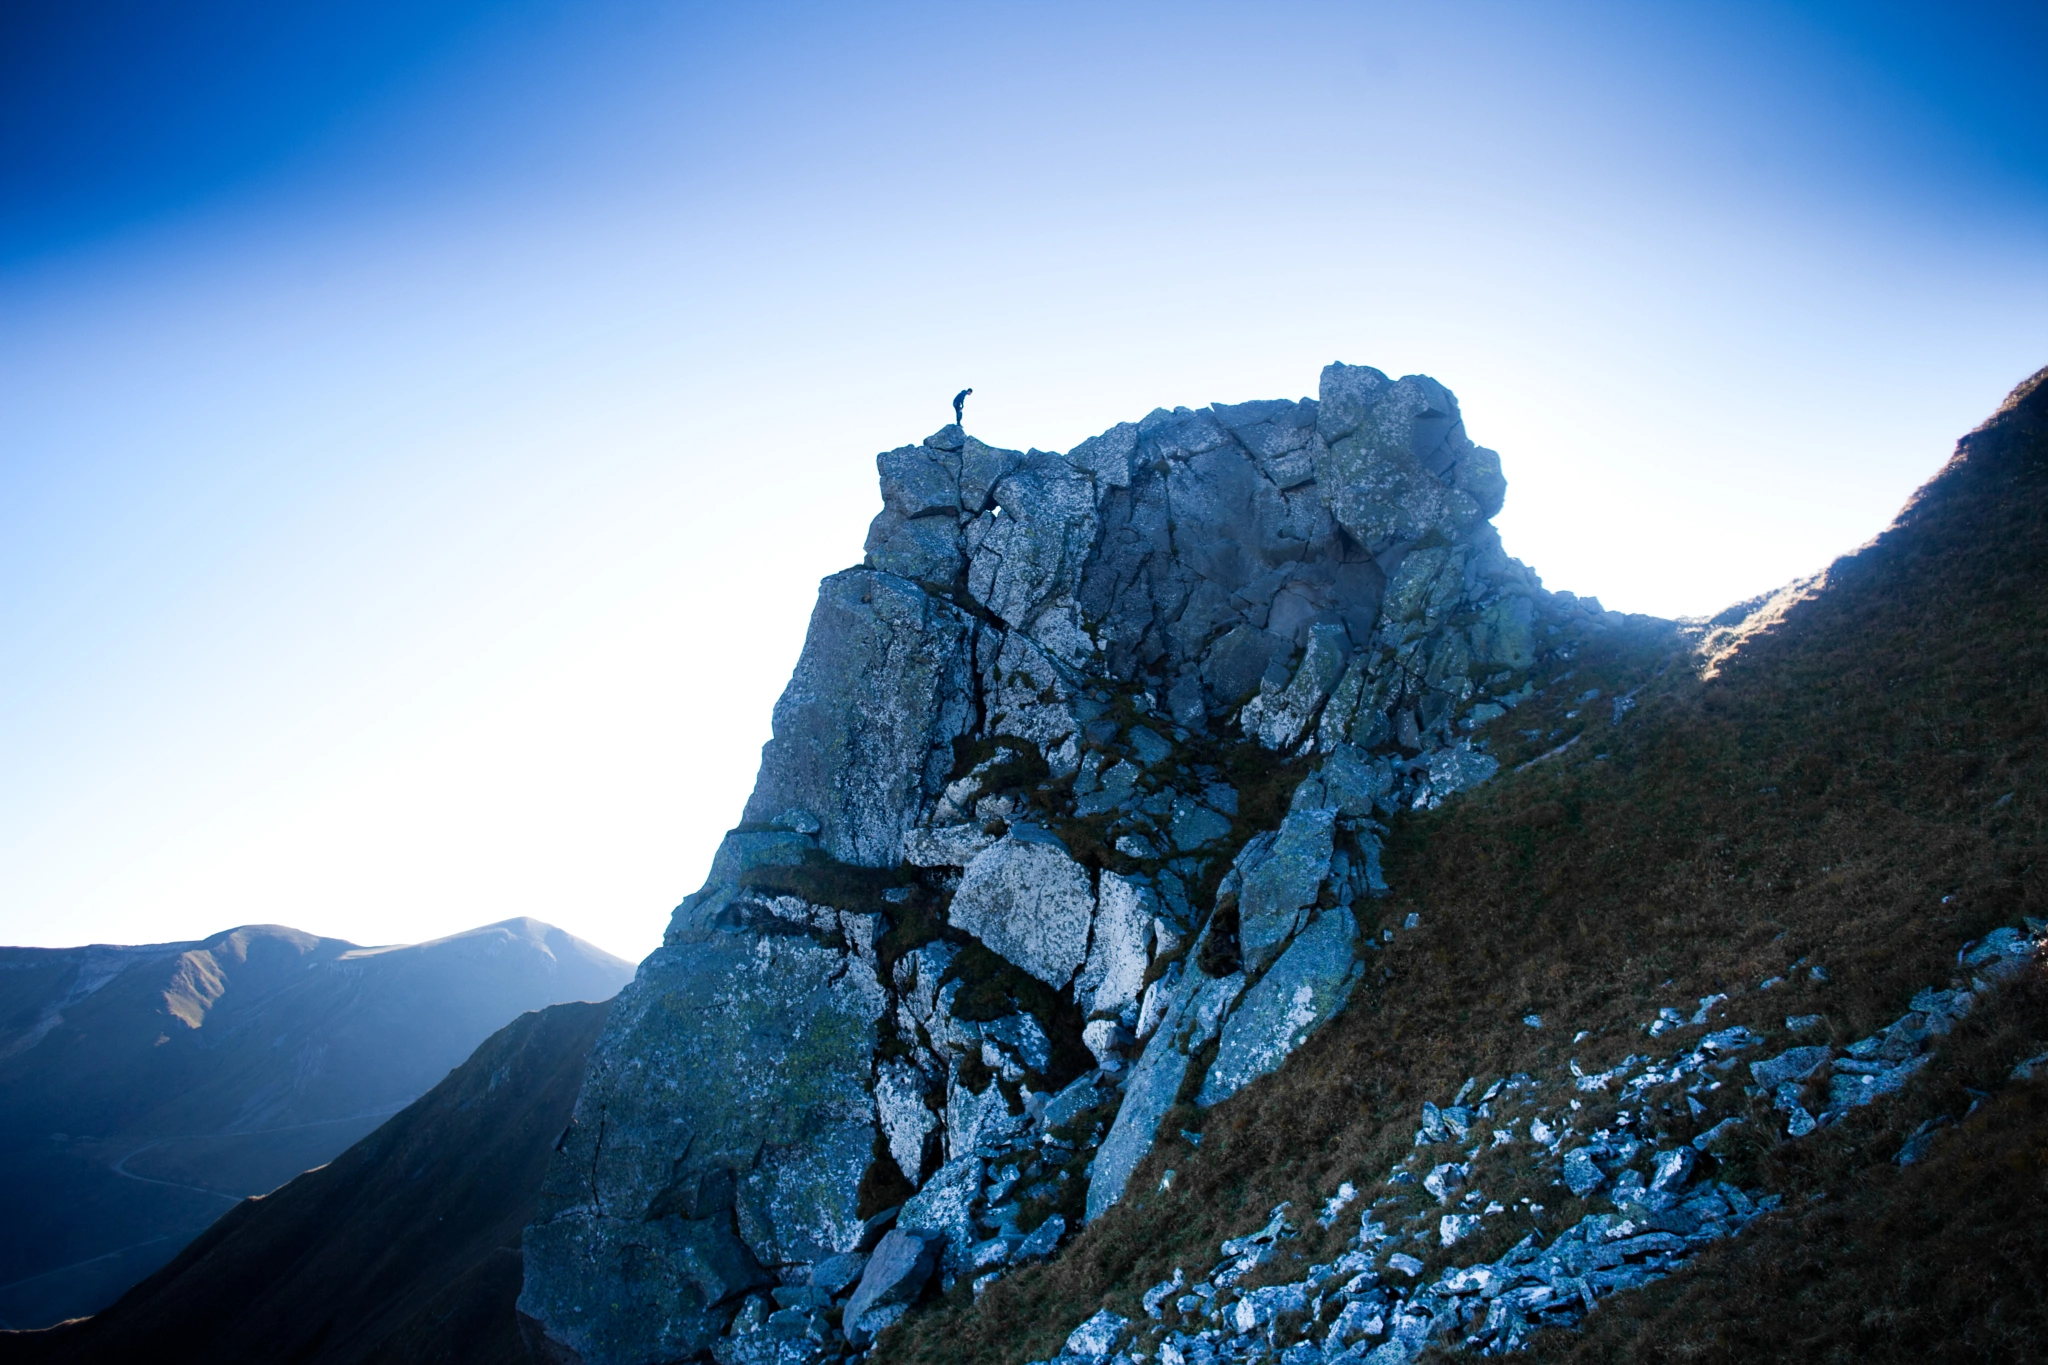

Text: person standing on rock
xmin=953 ymin=387 xmax=972 ymax=428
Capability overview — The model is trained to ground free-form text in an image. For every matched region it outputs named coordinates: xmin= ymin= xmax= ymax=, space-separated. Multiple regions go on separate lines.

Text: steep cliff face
xmin=520 ymin=364 xmax=1576 ymax=1363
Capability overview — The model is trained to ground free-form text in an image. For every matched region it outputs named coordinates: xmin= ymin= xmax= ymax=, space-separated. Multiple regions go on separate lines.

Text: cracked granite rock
xmin=524 ymin=364 xmax=1551 ymax=1361
xmin=948 ymin=830 xmax=1097 ymax=989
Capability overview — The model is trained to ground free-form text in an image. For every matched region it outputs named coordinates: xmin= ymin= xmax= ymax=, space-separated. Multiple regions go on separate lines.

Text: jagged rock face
xmin=522 ymin=364 xmax=1547 ymax=1362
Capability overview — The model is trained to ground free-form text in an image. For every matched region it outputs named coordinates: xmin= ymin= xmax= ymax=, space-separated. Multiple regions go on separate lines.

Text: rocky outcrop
xmin=522 ymin=364 xmax=1557 ymax=1362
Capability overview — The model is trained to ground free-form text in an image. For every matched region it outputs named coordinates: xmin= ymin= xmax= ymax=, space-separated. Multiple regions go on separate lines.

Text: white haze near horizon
xmin=3 ymin=2 xmax=2044 ymax=963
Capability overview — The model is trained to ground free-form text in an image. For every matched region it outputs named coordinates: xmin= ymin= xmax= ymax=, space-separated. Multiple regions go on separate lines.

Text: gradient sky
xmin=3 ymin=1 xmax=2044 ymax=962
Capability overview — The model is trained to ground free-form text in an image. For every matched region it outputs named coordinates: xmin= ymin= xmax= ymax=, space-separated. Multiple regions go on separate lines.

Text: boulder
xmin=899 ymin=1155 xmax=984 ymax=1282
xmin=1074 ymin=871 xmax=1157 ymax=1017
xmin=1562 ymin=1149 xmax=1605 ymax=1198
xmin=902 ymin=823 xmax=997 ymax=868
xmin=1086 ymin=965 xmax=1246 ymax=1222
xmin=811 ymin=1251 xmax=867 ymax=1297
xmin=1236 ymin=808 xmax=1336 ymax=973
xmin=1313 ymin=369 xmax=1478 ymax=555
xmin=1061 ymin=1309 xmax=1130 ymax=1363
xmin=967 ymin=451 xmax=1098 ymax=633
xmin=1197 ymin=907 xmax=1360 ymax=1106
xmin=1243 ymin=623 xmax=1351 ymax=750
xmin=874 ymin=1058 xmax=937 ymax=1186
xmin=1750 ymin=1046 xmax=1831 ymax=1087
xmin=948 ymin=832 xmax=1096 ymax=988
xmin=842 ymin=1230 xmax=937 ymax=1345
xmin=1014 ymin=1212 xmax=1067 ymax=1262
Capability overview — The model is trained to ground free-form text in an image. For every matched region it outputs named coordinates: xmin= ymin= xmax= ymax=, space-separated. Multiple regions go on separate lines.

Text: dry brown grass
xmin=878 ymin=364 xmax=2048 ymax=1365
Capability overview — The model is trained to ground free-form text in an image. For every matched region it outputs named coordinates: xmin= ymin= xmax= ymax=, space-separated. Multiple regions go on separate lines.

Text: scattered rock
xmin=842 ymin=1230 xmax=936 ymax=1345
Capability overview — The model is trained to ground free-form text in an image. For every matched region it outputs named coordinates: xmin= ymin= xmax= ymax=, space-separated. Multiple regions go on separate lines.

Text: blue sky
xmin=3 ymin=1 xmax=2044 ymax=961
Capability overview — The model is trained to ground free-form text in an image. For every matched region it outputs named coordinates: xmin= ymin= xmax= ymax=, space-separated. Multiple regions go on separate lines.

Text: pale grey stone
xmin=1290 ymin=743 xmax=1393 ymax=818
xmin=1082 ymin=1018 xmax=1136 ymax=1071
xmin=981 ymin=1012 xmax=1053 ymax=1077
xmin=982 ymin=631 xmax=1081 ymax=757
xmin=1562 ymin=1149 xmax=1605 ymax=1198
xmin=1067 ymin=421 xmax=1139 ymax=488
xmin=947 ymin=1070 xmax=1017 ymax=1161
xmin=1062 ymin=1309 xmax=1130 ymax=1363
xmin=1650 ymin=1146 xmax=1696 ymax=1192
xmin=958 ymin=434 xmax=1026 ymax=514
xmin=968 ymin=452 xmax=1098 ymax=631
xmin=1138 ymin=957 xmax=1187 ymax=1039
xmin=949 ymin=833 xmax=1096 ymax=988
xmin=1042 ymin=1072 xmax=1109 ymax=1130
xmin=893 ymin=942 xmax=961 ymax=1034
xmin=1169 ymin=796 xmax=1232 ymax=851
xmin=1382 ymin=547 xmax=1464 ymax=627
xmin=843 ymin=1229 xmax=936 ymax=1343
xmin=875 ymin=1058 xmax=937 ymax=1187
xmin=1313 ymin=372 xmax=1479 ymax=555
xmin=812 ymin=1251 xmax=867 ymax=1297
xmin=1086 ymin=964 xmax=1244 ymax=1222
xmin=900 ymin=1155 xmax=985 ymax=1281
xmin=1198 ymin=907 xmax=1358 ymax=1106
xmin=1468 ymin=593 xmax=1537 ymax=669
xmin=1236 ymin=807 xmax=1336 ymax=973
xmin=868 ymin=512 xmax=964 ymax=584
xmin=1127 ymin=725 xmax=1175 ymax=766
xmin=1076 ymin=758 xmax=1140 ymax=817
xmin=1438 ymin=1213 xmax=1483 ymax=1247
xmin=1749 ymin=1046 xmax=1831 ymax=1087
xmin=1243 ymin=623 xmax=1350 ymax=750
xmin=1115 ymin=833 xmax=1160 ymax=859
xmin=1422 ymin=743 xmax=1499 ymax=807
xmin=902 ymin=823 xmax=997 ymax=868
xmin=1075 ymin=870 xmax=1157 ymax=1017
xmin=738 ymin=569 xmax=979 ymax=868
xmin=1015 ymin=1212 xmax=1066 ymax=1262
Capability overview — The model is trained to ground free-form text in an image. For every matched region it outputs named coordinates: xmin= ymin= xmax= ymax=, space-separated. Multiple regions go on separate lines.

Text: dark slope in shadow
xmin=0 ymin=998 xmax=610 ymax=1365
xmin=0 ymin=918 xmax=631 ymax=1328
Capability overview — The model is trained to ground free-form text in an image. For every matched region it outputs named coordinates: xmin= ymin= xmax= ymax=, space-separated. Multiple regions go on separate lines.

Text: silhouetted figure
xmin=953 ymin=388 xmax=973 ymax=427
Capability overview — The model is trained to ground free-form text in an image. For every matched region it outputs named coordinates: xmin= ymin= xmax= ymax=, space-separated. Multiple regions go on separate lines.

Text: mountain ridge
xmin=6 ymin=364 xmax=2043 ymax=1364
xmin=0 ymin=916 xmax=633 ymax=1328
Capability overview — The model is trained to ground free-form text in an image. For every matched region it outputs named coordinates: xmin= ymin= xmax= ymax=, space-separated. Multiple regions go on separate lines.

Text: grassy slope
xmin=0 ymin=998 xmax=610 ymax=1365
xmin=881 ymin=364 xmax=2048 ymax=1365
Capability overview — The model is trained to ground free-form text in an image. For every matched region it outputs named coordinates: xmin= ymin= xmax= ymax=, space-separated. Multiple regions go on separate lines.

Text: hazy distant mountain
xmin=1 ymin=999 xmax=609 ymax=1365
xmin=0 ymin=918 xmax=632 ymax=1329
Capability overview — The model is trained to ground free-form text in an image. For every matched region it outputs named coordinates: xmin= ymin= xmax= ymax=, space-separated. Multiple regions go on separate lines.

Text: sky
xmin=2 ymin=1 xmax=2044 ymax=963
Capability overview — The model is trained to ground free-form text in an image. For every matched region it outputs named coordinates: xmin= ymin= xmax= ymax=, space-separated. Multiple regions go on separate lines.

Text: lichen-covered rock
xmin=947 ymin=830 xmax=1096 ymax=988
xmin=517 ymin=930 xmax=883 ymax=1362
xmin=1198 ymin=907 xmax=1361 ymax=1106
xmin=875 ymin=1059 xmax=937 ymax=1186
xmin=899 ymin=1154 xmax=983 ymax=1283
xmin=901 ymin=822 xmax=997 ymax=868
xmin=1074 ymin=871 xmax=1157 ymax=1018
xmin=740 ymin=569 xmax=980 ymax=868
xmin=1243 ymin=623 xmax=1351 ymax=750
xmin=527 ymin=363 xmax=1552 ymax=1361
xmin=1087 ymin=962 xmax=1247 ymax=1223
xmin=1236 ymin=808 xmax=1336 ymax=973
xmin=842 ymin=1229 xmax=936 ymax=1345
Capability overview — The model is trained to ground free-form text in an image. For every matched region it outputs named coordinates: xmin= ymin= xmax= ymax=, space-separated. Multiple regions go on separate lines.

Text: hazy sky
xmin=3 ymin=1 xmax=2044 ymax=962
